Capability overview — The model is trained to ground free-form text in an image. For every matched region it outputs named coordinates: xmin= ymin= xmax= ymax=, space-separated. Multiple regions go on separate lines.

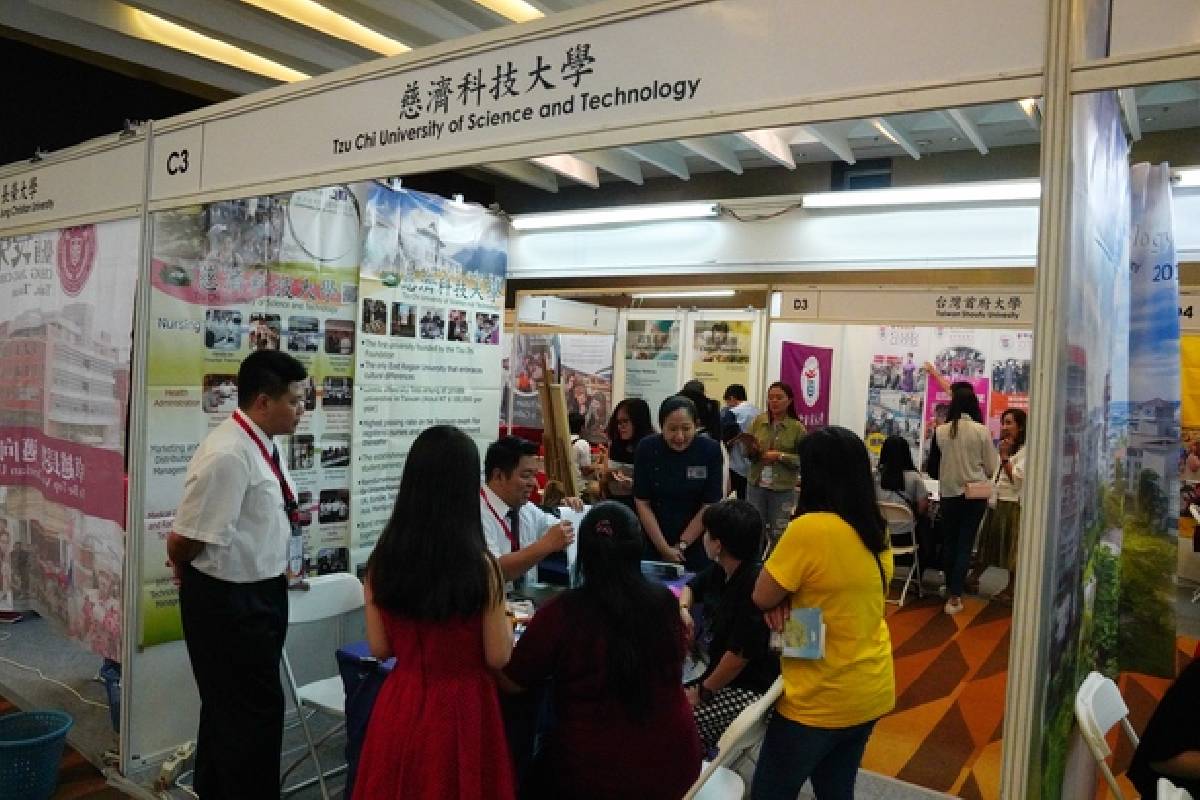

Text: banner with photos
xmin=350 ymin=185 xmax=507 ymax=559
xmin=0 ymin=219 xmax=139 ymax=660
xmin=139 ymin=187 xmax=359 ymax=646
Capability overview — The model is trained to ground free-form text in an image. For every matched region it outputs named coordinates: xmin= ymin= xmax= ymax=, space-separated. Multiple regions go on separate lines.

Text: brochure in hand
xmin=781 ymin=607 xmax=825 ymax=659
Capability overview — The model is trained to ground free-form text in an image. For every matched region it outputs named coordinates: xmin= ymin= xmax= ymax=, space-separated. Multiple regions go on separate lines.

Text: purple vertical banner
xmin=781 ymin=342 xmax=833 ymax=429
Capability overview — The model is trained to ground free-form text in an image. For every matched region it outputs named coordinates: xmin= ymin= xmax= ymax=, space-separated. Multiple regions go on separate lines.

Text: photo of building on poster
xmin=139 ymin=187 xmax=359 ymax=646
xmin=690 ymin=319 xmax=753 ymax=401
xmin=351 ymin=185 xmax=506 ymax=560
xmin=0 ymin=220 xmax=138 ymax=661
xmin=624 ymin=318 xmax=680 ymax=422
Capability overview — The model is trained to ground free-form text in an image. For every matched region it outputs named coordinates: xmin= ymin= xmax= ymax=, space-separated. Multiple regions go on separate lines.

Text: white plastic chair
xmin=878 ymin=501 xmax=922 ymax=606
xmin=280 ymin=573 xmax=365 ymax=799
xmin=684 ymin=675 xmax=785 ymax=800
xmin=1160 ymin=777 xmax=1196 ymax=800
xmin=1074 ymin=671 xmax=1139 ymax=800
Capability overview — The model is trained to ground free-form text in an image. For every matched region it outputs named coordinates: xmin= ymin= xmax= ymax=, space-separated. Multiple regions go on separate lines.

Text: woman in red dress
xmin=499 ymin=501 xmax=702 ymax=799
xmin=353 ymin=425 xmax=515 ymax=800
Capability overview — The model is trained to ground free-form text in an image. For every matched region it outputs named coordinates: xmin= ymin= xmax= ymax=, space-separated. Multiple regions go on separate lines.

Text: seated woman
xmin=679 ymin=499 xmax=780 ymax=753
xmin=500 ymin=502 xmax=702 ymax=800
xmin=875 ymin=434 xmax=929 ymax=539
xmin=1128 ymin=657 xmax=1200 ymax=797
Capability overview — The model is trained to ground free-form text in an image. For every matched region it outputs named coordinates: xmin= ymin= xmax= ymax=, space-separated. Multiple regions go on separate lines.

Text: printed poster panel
xmin=140 ymin=188 xmax=359 ymax=646
xmin=987 ymin=329 xmax=1033 ymax=440
xmin=506 ymin=334 xmax=557 ymax=430
xmin=1181 ymin=335 xmax=1200 ymax=546
xmin=863 ymin=327 xmax=928 ymax=464
xmin=690 ymin=320 xmax=753 ymax=399
xmin=624 ymin=318 xmax=681 ymax=421
xmin=559 ymin=335 xmax=614 ymax=443
xmin=1039 ymin=91 xmax=1130 ymax=799
xmin=780 ymin=342 xmax=832 ymax=430
xmin=1118 ymin=162 xmax=1179 ymax=678
xmin=0 ymin=219 xmax=138 ymax=661
xmin=351 ymin=185 xmax=506 ymax=560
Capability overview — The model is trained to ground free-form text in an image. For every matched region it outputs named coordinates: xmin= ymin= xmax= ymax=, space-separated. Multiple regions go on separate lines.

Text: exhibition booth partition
xmin=0 ymin=0 xmax=1198 ymax=797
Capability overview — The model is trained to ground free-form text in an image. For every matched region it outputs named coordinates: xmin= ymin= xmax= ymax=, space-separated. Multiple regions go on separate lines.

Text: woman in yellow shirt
xmin=751 ymin=426 xmax=894 ymax=800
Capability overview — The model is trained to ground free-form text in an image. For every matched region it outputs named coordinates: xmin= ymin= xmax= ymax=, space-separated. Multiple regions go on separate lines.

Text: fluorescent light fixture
xmin=240 ymin=0 xmax=409 ymax=56
xmin=132 ymin=10 xmax=310 ymax=82
xmin=802 ymin=180 xmax=1041 ymax=209
xmin=1176 ymin=168 xmax=1200 ymax=188
xmin=631 ymin=289 xmax=736 ymax=300
xmin=471 ymin=0 xmax=544 ymax=23
xmin=510 ymin=202 xmax=720 ymax=231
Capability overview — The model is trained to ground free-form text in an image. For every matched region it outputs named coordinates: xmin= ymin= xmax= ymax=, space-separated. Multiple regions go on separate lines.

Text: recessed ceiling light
xmin=1143 ymin=116 xmax=1155 ymax=123
xmin=132 ymin=10 xmax=310 ymax=81
xmin=471 ymin=0 xmax=544 ymax=22
xmin=949 ymin=136 xmax=961 ymax=143
xmin=916 ymin=139 xmax=932 ymax=147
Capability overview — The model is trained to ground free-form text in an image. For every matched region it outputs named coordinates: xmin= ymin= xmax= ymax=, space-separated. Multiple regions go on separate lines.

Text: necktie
xmin=506 ymin=507 xmax=521 ymax=552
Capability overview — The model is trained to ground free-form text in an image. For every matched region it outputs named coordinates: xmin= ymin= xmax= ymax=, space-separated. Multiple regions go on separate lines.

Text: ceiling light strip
xmin=132 ymin=10 xmax=310 ymax=82
xmin=510 ymin=202 xmax=719 ymax=231
xmin=471 ymin=0 xmax=545 ymax=23
xmin=239 ymin=0 xmax=409 ymax=56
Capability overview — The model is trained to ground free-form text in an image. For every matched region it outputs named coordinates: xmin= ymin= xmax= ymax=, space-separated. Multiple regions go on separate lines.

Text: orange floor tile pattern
xmin=864 ymin=592 xmax=1196 ymax=800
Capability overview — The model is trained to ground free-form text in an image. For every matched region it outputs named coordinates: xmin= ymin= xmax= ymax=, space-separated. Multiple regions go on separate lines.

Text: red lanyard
xmin=480 ymin=488 xmax=518 ymax=551
xmin=233 ymin=410 xmax=295 ymax=505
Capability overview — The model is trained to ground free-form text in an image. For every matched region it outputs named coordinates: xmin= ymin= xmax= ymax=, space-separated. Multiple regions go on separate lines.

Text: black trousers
xmin=730 ymin=471 xmax=748 ymax=500
xmin=180 ymin=564 xmax=288 ymax=799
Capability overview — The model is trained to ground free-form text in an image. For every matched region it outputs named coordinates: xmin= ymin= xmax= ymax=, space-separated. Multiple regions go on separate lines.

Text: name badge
xmin=686 ymin=466 xmax=707 ymax=480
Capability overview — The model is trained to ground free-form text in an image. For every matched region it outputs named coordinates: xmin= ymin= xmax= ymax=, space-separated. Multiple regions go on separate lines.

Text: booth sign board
xmin=776 ymin=288 xmax=1034 ymax=327
xmin=0 ymin=142 xmax=145 ymax=231
xmin=1181 ymin=293 xmax=1200 ymax=331
xmin=518 ymin=295 xmax=619 ymax=332
xmin=149 ymin=0 xmax=1044 ymax=203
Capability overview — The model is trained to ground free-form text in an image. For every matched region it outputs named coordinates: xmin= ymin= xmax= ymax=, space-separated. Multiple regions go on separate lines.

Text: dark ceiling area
xmin=0 ymin=33 xmax=214 ymax=166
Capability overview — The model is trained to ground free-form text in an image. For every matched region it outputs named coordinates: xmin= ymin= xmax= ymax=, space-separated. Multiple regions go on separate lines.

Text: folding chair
xmin=280 ymin=573 xmax=365 ymax=799
xmin=1159 ymin=777 xmax=1196 ymax=800
xmin=878 ymin=501 xmax=922 ymax=606
xmin=1074 ymin=671 xmax=1140 ymax=800
xmin=684 ymin=676 xmax=785 ymax=800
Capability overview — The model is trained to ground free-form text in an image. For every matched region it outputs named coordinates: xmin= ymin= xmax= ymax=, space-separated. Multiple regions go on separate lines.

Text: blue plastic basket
xmin=0 ymin=711 xmax=74 ymax=800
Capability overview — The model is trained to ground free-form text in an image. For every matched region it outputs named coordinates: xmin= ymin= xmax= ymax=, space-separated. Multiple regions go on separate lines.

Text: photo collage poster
xmin=0 ymin=219 xmax=138 ymax=661
xmin=351 ymin=185 xmax=506 ymax=561
xmin=861 ymin=325 xmax=1031 ymax=468
xmin=140 ymin=187 xmax=359 ymax=646
xmin=623 ymin=317 xmax=682 ymax=422
xmin=864 ymin=326 xmax=928 ymax=465
xmin=504 ymin=333 xmax=615 ymax=442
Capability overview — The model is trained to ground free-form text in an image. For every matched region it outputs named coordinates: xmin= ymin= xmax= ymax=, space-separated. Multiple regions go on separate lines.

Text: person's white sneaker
xmin=944 ymin=597 xmax=964 ymax=615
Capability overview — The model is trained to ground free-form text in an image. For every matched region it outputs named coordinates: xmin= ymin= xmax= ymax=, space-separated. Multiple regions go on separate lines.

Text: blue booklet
xmin=781 ymin=608 xmax=825 ymax=659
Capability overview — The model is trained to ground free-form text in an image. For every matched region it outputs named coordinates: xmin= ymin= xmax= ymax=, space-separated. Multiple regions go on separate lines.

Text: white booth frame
xmin=1 ymin=0 xmax=1198 ymax=796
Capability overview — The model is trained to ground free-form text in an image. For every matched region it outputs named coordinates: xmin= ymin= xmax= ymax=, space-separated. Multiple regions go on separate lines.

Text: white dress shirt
xmin=480 ymin=484 xmax=560 ymax=585
xmin=175 ymin=411 xmax=295 ymax=582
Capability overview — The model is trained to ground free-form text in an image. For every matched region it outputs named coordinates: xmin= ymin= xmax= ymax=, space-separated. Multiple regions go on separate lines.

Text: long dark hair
xmin=568 ymin=502 xmax=682 ymax=720
xmin=796 ymin=427 xmax=887 ymax=555
xmin=878 ymin=434 xmax=916 ymax=494
xmin=767 ymin=381 xmax=800 ymax=420
xmin=1003 ymin=408 xmax=1028 ymax=454
xmin=368 ymin=426 xmax=496 ymax=619
xmin=605 ymin=398 xmax=654 ymax=446
xmin=947 ymin=381 xmax=983 ymax=437
xmin=678 ymin=382 xmax=721 ymax=439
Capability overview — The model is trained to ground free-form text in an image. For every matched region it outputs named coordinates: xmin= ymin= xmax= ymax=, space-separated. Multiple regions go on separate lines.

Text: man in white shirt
xmin=481 ymin=436 xmax=583 ymax=585
xmin=721 ymin=384 xmax=758 ymax=500
xmin=167 ymin=350 xmax=307 ymax=799
xmin=568 ymin=412 xmax=594 ymax=490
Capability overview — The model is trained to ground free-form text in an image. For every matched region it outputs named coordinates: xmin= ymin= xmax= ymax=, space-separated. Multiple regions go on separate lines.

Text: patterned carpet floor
xmin=864 ymin=590 xmax=1197 ymax=800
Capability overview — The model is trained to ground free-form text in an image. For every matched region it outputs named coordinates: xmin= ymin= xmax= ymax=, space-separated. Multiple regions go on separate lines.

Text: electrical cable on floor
xmin=0 ymin=630 xmax=108 ymax=710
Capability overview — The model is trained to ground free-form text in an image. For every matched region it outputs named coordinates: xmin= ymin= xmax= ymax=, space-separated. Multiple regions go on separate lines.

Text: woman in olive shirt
xmin=745 ymin=382 xmax=806 ymax=547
